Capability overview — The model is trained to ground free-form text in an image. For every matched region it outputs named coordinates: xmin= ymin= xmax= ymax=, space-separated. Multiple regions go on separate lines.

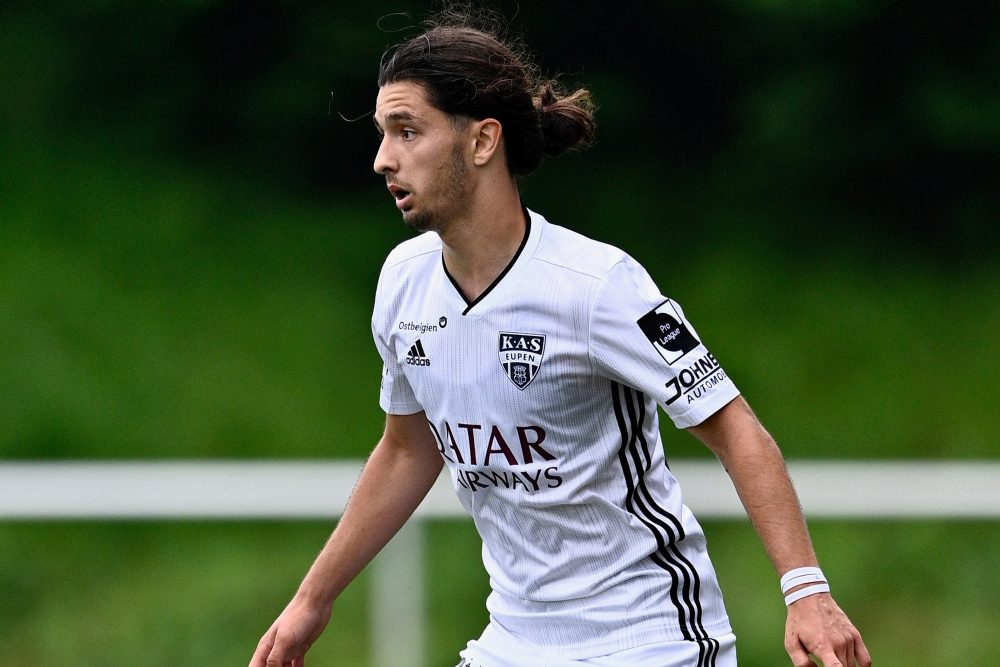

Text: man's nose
xmin=373 ymin=135 xmax=395 ymax=175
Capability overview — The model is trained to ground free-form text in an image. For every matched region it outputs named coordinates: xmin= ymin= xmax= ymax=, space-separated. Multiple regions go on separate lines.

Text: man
xmin=250 ymin=8 xmax=871 ymax=667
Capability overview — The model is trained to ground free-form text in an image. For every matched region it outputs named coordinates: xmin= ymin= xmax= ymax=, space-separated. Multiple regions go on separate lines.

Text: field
xmin=4 ymin=519 xmax=1000 ymax=665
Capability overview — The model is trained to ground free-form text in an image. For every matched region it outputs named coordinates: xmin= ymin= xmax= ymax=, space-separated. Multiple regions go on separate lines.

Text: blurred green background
xmin=2 ymin=0 xmax=998 ymax=664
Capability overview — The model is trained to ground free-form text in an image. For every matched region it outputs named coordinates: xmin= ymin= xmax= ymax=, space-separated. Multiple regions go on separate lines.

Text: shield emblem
xmin=499 ymin=332 xmax=546 ymax=390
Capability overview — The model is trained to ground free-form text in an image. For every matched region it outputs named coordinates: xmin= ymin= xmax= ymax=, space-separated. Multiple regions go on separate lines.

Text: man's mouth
xmin=387 ymin=184 xmax=412 ymax=210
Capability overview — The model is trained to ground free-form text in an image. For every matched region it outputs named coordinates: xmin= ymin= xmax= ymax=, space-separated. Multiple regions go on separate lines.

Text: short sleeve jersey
xmin=372 ymin=210 xmax=740 ymax=658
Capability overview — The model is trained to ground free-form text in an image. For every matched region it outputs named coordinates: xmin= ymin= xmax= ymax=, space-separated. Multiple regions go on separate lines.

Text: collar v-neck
xmin=442 ymin=207 xmax=534 ymax=316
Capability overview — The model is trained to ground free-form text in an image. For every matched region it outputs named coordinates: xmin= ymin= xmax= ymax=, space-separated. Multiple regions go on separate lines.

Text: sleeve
xmin=589 ymin=258 xmax=740 ymax=428
xmin=371 ymin=263 xmax=423 ymax=416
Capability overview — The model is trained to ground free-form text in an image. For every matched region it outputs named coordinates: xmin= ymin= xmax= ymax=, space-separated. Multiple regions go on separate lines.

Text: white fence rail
xmin=2 ymin=459 xmax=999 ymax=520
xmin=2 ymin=460 xmax=998 ymax=665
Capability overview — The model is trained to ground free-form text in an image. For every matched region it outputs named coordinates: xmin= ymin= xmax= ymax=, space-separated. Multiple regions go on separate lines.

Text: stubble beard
xmin=402 ymin=140 xmax=470 ymax=234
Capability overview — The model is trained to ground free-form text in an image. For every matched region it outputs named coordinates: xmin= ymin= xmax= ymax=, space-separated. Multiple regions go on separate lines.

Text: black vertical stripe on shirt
xmin=621 ymin=386 xmax=721 ymax=665
xmin=617 ymin=384 xmax=701 ymax=633
xmin=611 ymin=382 xmax=719 ymax=665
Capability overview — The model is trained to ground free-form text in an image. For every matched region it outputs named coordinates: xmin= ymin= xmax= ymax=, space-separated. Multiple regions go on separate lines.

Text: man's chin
xmin=402 ymin=210 xmax=434 ymax=233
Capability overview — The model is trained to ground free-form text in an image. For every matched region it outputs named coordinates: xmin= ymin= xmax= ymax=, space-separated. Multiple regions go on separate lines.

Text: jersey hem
xmin=477 ymin=617 xmax=735 ymax=660
xmin=379 ymin=398 xmax=424 ymax=415
xmin=669 ymin=386 xmax=742 ymax=429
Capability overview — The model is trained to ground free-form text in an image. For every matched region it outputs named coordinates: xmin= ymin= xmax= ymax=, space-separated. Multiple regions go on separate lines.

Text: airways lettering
xmin=457 ymin=466 xmax=563 ymax=492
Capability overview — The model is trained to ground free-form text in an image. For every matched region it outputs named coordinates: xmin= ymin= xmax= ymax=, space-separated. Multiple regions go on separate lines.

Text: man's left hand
xmin=784 ymin=592 xmax=871 ymax=667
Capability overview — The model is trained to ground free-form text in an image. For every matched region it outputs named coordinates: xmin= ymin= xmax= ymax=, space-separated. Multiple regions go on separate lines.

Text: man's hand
xmin=249 ymin=597 xmax=332 ymax=667
xmin=784 ymin=592 xmax=871 ymax=667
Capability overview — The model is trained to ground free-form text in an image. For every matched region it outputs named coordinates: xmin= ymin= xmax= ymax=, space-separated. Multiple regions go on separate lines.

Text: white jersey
xmin=372 ymin=209 xmax=741 ymax=660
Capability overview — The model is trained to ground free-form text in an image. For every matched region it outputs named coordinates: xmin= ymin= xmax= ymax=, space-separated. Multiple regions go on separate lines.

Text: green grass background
xmin=4 ymin=520 xmax=1000 ymax=665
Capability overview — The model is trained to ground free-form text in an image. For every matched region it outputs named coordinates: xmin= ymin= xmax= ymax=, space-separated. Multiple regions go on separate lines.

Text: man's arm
xmin=688 ymin=396 xmax=871 ymax=667
xmin=249 ymin=411 xmax=444 ymax=667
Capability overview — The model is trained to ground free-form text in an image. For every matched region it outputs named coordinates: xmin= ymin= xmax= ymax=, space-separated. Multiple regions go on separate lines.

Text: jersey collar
xmin=443 ymin=206 xmax=542 ymax=316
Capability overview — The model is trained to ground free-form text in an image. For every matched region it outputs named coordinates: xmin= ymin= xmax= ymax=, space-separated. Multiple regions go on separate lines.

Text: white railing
xmin=5 ymin=459 xmax=999 ymax=520
xmin=2 ymin=459 xmax=999 ymax=665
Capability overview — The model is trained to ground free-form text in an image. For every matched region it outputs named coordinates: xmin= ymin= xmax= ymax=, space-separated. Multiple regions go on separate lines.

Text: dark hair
xmin=377 ymin=6 xmax=596 ymax=176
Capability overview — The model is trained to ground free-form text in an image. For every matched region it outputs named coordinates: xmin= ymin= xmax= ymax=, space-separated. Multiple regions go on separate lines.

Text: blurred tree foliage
xmin=3 ymin=0 xmax=998 ymax=261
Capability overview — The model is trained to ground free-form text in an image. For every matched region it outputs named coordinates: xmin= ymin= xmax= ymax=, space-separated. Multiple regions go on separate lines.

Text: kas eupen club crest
xmin=499 ymin=332 xmax=546 ymax=390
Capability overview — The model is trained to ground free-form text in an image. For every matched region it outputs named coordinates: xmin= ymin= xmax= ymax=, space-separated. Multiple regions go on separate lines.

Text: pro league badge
xmin=637 ymin=299 xmax=700 ymax=365
xmin=499 ymin=332 xmax=546 ymax=390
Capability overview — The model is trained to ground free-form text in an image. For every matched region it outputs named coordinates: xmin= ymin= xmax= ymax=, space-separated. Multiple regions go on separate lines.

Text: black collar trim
xmin=443 ymin=207 xmax=532 ymax=316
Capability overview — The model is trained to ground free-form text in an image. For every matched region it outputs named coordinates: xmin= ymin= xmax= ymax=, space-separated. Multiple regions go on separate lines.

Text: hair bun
xmin=535 ymin=82 xmax=597 ymax=157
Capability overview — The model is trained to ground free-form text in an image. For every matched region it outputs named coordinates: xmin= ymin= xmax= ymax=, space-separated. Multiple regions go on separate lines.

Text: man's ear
xmin=471 ymin=118 xmax=503 ymax=166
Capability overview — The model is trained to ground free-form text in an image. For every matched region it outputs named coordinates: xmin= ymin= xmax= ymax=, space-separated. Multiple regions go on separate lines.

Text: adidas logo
xmin=405 ymin=339 xmax=431 ymax=367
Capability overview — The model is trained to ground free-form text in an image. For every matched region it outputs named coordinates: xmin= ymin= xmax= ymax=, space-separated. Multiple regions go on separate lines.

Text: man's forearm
xmin=690 ymin=397 xmax=818 ymax=575
xmin=719 ymin=426 xmax=818 ymax=574
xmin=691 ymin=398 xmax=872 ymax=666
xmin=295 ymin=416 xmax=444 ymax=608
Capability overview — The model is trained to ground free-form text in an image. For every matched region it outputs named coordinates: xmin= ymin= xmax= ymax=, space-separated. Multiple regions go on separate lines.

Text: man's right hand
xmin=249 ymin=597 xmax=332 ymax=667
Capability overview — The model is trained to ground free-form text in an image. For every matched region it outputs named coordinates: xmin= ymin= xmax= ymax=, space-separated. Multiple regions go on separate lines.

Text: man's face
xmin=373 ymin=81 xmax=472 ymax=233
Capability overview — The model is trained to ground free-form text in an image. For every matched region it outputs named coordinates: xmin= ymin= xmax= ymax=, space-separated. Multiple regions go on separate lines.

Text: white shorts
xmin=456 ymin=632 xmax=737 ymax=667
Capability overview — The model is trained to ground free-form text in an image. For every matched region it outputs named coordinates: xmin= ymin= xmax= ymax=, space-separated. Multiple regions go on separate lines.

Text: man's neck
xmin=439 ymin=188 xmax=526 ymax=305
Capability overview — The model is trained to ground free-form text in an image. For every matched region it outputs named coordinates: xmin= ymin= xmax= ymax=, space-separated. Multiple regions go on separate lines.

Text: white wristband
xmin=784 ymin=582 xmax=831 ymax=606
xmin=780 ymin=567 xmax=826 ymax=594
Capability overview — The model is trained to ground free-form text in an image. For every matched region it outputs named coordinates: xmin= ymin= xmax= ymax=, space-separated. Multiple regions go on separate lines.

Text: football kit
xmin=372 ymin=209 xmax=741 ymax=662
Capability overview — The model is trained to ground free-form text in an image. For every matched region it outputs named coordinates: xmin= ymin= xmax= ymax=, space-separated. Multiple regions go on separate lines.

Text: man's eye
xmin=401 ymin=129 xmax=416 ymax=140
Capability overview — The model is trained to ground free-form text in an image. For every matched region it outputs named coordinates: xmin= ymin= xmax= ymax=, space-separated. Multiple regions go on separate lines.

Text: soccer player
xmin=250 ymin=8 xmax=871 ymax=667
